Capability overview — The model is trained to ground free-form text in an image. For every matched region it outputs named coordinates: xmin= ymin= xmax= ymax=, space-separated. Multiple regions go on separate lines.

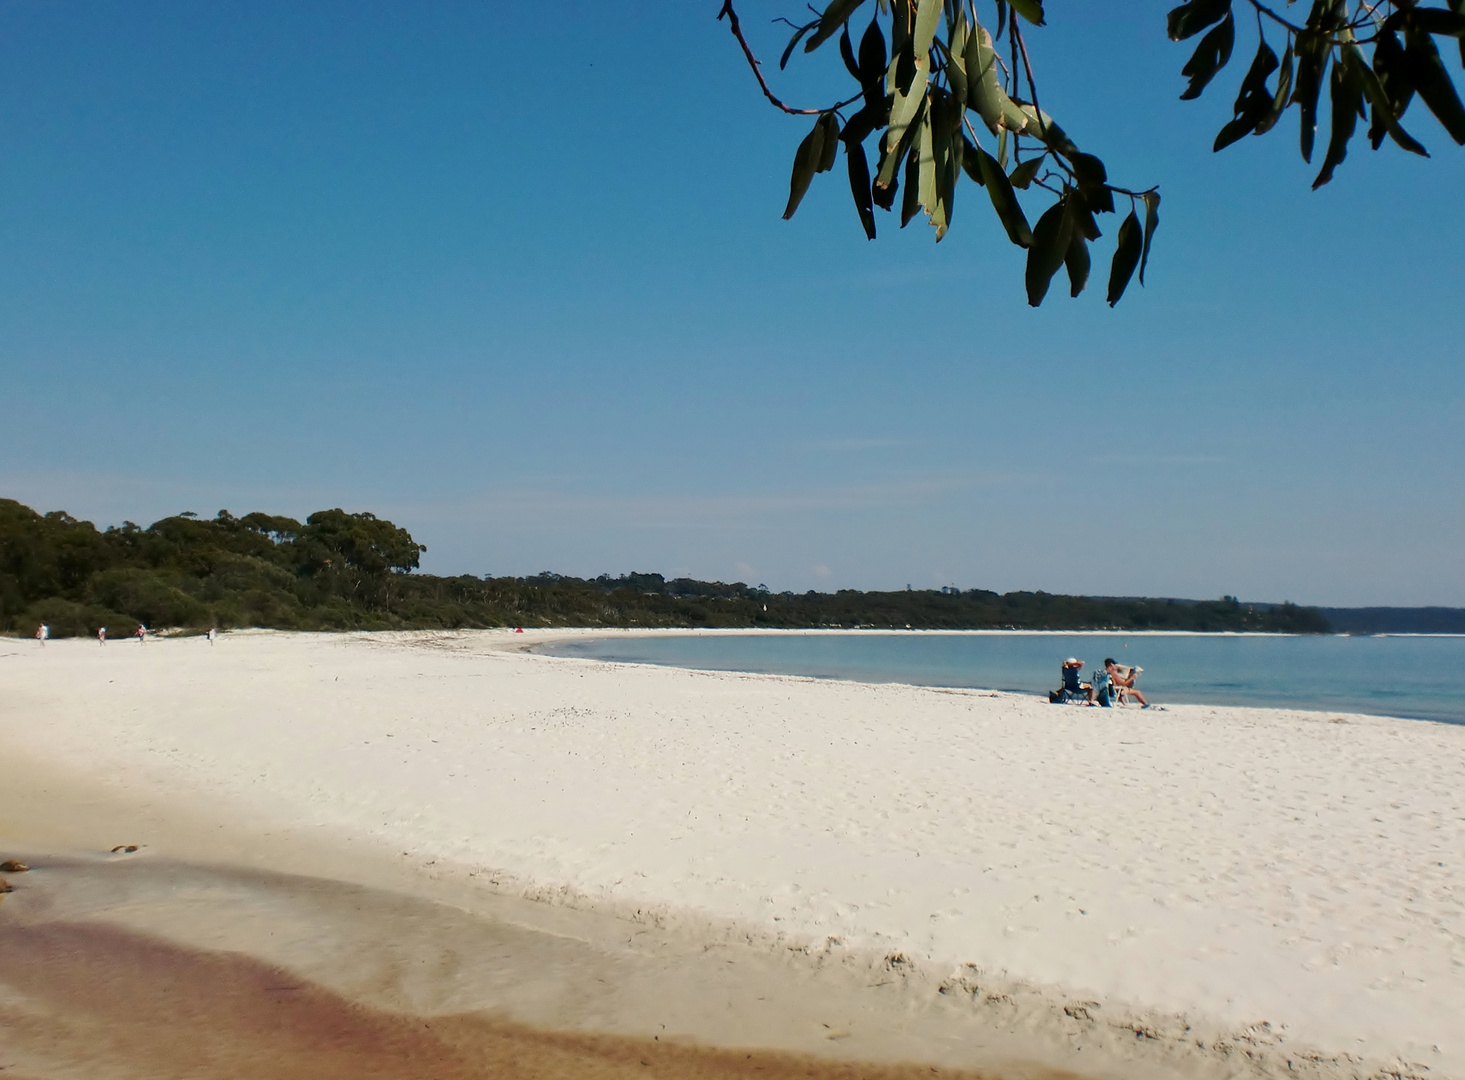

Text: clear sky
xmin=1 ymin=2 xmax=1460 ymax=606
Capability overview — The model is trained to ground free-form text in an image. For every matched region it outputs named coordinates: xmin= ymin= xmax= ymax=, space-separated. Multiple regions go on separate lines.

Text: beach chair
xmin=1110 ymin=664 xmax=1144 ymax=707
xmin=1050 ymin=664 xmax=1091 ymax=704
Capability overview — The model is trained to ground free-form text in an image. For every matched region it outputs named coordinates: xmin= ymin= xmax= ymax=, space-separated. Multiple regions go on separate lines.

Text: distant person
xmin=207 ymin=627 xmax=217 ymax=645
xmin=98 ymin=626 xmax=107 ymax=645
xmin=136 ymin=624 xmax=147 ymax=644
xmin=1105 ymin=658 xmax=1150 ymax=708
xmin=1060 ymin=658 xmax=1095 ymax=704
xmin=36 ymin=623 xmax=49 ymax=646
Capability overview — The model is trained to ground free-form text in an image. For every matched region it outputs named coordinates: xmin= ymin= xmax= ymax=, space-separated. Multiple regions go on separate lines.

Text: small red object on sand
xmin=514 ymin=627 xmax=524 ymax=634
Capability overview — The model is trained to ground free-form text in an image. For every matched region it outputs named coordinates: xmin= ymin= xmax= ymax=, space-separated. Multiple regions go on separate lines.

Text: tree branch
xmin=717 ymin=0 xmax=860 ymax=117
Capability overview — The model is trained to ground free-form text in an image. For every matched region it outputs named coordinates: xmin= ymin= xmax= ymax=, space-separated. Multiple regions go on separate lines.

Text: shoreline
xmin=4 ymin=629 xmax=1462 ymax=1079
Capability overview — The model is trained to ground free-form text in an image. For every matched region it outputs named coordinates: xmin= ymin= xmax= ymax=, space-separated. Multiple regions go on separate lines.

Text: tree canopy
xmin=0 ymin=496 xmax=1339 ymax=636
xmin=721 ymin=0 xmax=1465 ymax=305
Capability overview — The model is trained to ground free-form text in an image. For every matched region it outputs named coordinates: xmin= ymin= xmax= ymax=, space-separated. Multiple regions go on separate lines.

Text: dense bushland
xmin=0 ymin=498 xmax=1330 ymax=637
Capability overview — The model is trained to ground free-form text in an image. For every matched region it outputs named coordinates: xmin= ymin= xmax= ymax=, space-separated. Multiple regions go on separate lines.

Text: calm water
xmin=538 ymin=632 xmax=1465 ymax=725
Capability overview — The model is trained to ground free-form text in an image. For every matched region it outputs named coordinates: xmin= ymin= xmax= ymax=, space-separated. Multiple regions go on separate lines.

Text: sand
xmin=1 ymin=629 xmax=1462 ymax=1080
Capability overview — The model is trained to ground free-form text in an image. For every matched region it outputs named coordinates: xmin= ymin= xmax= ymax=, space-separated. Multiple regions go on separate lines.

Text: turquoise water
xmin=538 ymin=632 xmax=1465 ymax=725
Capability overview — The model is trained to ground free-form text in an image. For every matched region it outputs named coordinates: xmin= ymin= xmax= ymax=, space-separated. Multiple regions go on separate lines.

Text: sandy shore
xmin=2 ymin=629 xmax=1462 ymax=1080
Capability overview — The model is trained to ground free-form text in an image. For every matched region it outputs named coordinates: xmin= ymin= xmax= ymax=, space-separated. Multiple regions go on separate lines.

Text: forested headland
xmin=1 ymin=498 xmax=1335 ymax=636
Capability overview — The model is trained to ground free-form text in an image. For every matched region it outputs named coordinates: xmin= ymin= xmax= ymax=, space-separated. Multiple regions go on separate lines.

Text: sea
xmin=537 ymin=631 xmax=1465 ymax=726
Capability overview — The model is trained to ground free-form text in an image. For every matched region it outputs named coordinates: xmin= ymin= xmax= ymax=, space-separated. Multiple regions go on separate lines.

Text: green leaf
xmin=1404 ymin=26 xmax=1465 ymax=143
xmin=1008 ymin=155 xmax=1044 ymax=188
xmin=960 ymin=135 xmax=986 ymax=185
xmin=1453 ymin=0 xmax=1465 ymax=66
xmin=1312 ymin=57 xmax=1362 ymax=188
xmin=901 ymin=133 xmax=922 ymax=227
xmin=965 ymin=22 xmax=1005 ymax=130
xmin=1293 ymin=30 xmax=1331 ymax=162
xmin=1180 ymin=11 xmax=1235 ymax=100
xmin=1214 ymin=37 xmax=1280 ymax=148
xmin=1345 ymin=43 xmax=1428 ymax=156
xmin=1138 ymin=191 xmax=1161 ymax=286
xmin=858 ymin=17 xmax=887 ymax=90
xmin=1007 ymin=0 xmax=1045 ymax=26
xmin=1253 ymin=39 xmax=1294 ymax=135
xmin=930 ymin=90 xmax=959 ymax=238
xmin=1409 ymin=9 xmax=1465 ymax=37
xmin=1368 ymin=31 xmax=1414 ymax=149
xmin=944 ymin=15 xmax=970 ymax=107
xmin=1025 ymin=198 xmax=1073 ymax=306
xmin=805 ymin=0 xmax=869 ymax=54
xmin=1064 ymin=231 xmax=1091 ymax=298
xmin=1067 ymin=189 xmax=1102 ymax=241
xmin=917 ymin=110 xmax=938 ymax=226
xmin=912 ymin=0 xmax=943 ymax=61
xmin=877 ymin=53 xmax=931 ymax=187
xmin=783 ymin=117 xmax=827 ymax=220
xmin=1069 ymin=152 xmax=1114 ymax=214
xmin=817 ymin=112 xmax=842 ymax=173
xmin=1167 ymin=0 xmax=1231 ymax=42
xmin=839 ymin=23 xmax=861 ymax=81
xmin=845 ymin=135 xmax=877 ymax=239
xmin=1106 ymin=210 xmax=1143 ymax=306
xmin=976 ymin=144 xmax=1033 ymax=246
xmin=781 ymin=21 xmax=816 ymax=70
xmin=871 ymin=132 xmax=899 ymax=210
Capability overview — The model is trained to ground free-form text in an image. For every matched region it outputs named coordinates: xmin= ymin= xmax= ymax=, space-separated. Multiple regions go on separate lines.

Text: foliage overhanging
xmin=722 ymin=0 xmax=1465 ymax=306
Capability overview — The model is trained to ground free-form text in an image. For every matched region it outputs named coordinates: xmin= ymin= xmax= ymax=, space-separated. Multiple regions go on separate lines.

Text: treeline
xmin=1 ymin=498 xmax=1331 ymax=637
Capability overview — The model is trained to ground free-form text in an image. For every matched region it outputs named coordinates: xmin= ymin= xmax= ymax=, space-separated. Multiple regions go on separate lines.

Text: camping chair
xmin=1050 ymin=663 xmax=1091 ymax=704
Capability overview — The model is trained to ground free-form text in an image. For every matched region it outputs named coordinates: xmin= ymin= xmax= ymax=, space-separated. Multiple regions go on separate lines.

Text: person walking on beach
xmin=136 ymin=624 xmax=147 ymax=644
xmin=98 ymin=626 xmax=107 ymax=645
xmin=36 ymin=623 xmax=49 ymax=646
xmin=207 ymin=627 xmax=217 ymax=645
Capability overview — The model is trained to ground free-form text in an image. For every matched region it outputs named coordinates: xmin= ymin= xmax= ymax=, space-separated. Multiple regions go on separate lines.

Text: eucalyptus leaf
xmin=901 ymin=136 xmax=922 ymax=226
xmin=781 ymin=21 xmax=815 ymax=70
xmin=1026 ymin=198 xmax=1073 ymax=306
xmin=977 ymin=144 xmax=1033 ymax=246
xmin=965 ymin=22 xmax=1005 ymax=130
xmin=1254 ymin=39 xmax=1293 ymax=135
xmin=1404 ymin=26 xmax=1465 ymax=143
xmin=912 ymin=0 xmax=942 ymax=62
xmin=805 ymin=0 xmax=869 ymax=54
xmin=1138 ymin=191 xmax=1161 ymax=285
xmin=839 ymin=23 xmax=861 ymax=81
xmin=1167 ymin=0 xmax=1231 ymax=42
xmin=858 ymin=16 xmax=887 ymax=91
xmin=845 ymin=135 xmax=877 ymax=239
xmin=817 ymin=112 xmax=842 ymax=173
xmin=1293 ymin=30 xmax=1330 ymax=162
xmin=1064 ymin=231 xmax=1091 ymax=298
xmin=960 ymin=135 xmax=986 ymax=185
xmin=1180 ymin=12 xmax=1235 ymax=100
xmin=1106 ymin=210 xmax=1143 ymax=306
xmin=783 ymin=118 xmax=826 ymax=220
xmin=1312 ymin=58 xmax=1363 ymax=188
xmin=877 ymin=54 xmax=931 ymax=187
xmin=1008 ymin=155 xmax=1044 ymax=188
xmin=1007 ymin=0 xmax=1045 ymax=26
xmin=1345 ymin=43 xmax=1427 ymax=156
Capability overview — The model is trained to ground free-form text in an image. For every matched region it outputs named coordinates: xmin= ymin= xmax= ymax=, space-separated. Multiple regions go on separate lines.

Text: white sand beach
xmin=2 ymin=629 xmax=1462 ymax=1080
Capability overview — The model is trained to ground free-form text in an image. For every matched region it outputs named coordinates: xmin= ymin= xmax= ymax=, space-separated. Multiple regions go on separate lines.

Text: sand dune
xmin=1 ymin=629 xmax=1461 ymax=1080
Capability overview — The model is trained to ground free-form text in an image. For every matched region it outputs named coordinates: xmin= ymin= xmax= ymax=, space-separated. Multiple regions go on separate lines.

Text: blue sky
xmin=1 ymin=2 xmax=1460 ymax=605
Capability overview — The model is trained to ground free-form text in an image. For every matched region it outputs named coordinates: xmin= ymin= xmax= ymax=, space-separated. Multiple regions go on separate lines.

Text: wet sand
xmin=2 ymin=918 xmax=1017 ymax=1080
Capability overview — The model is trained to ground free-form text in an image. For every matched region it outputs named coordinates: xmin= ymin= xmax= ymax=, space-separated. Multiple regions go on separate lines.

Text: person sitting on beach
xmin=1104 ymin=658 xmax=1150 ymax=708
xmin=1061 ymin=658 xmax=1095 ymax=703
